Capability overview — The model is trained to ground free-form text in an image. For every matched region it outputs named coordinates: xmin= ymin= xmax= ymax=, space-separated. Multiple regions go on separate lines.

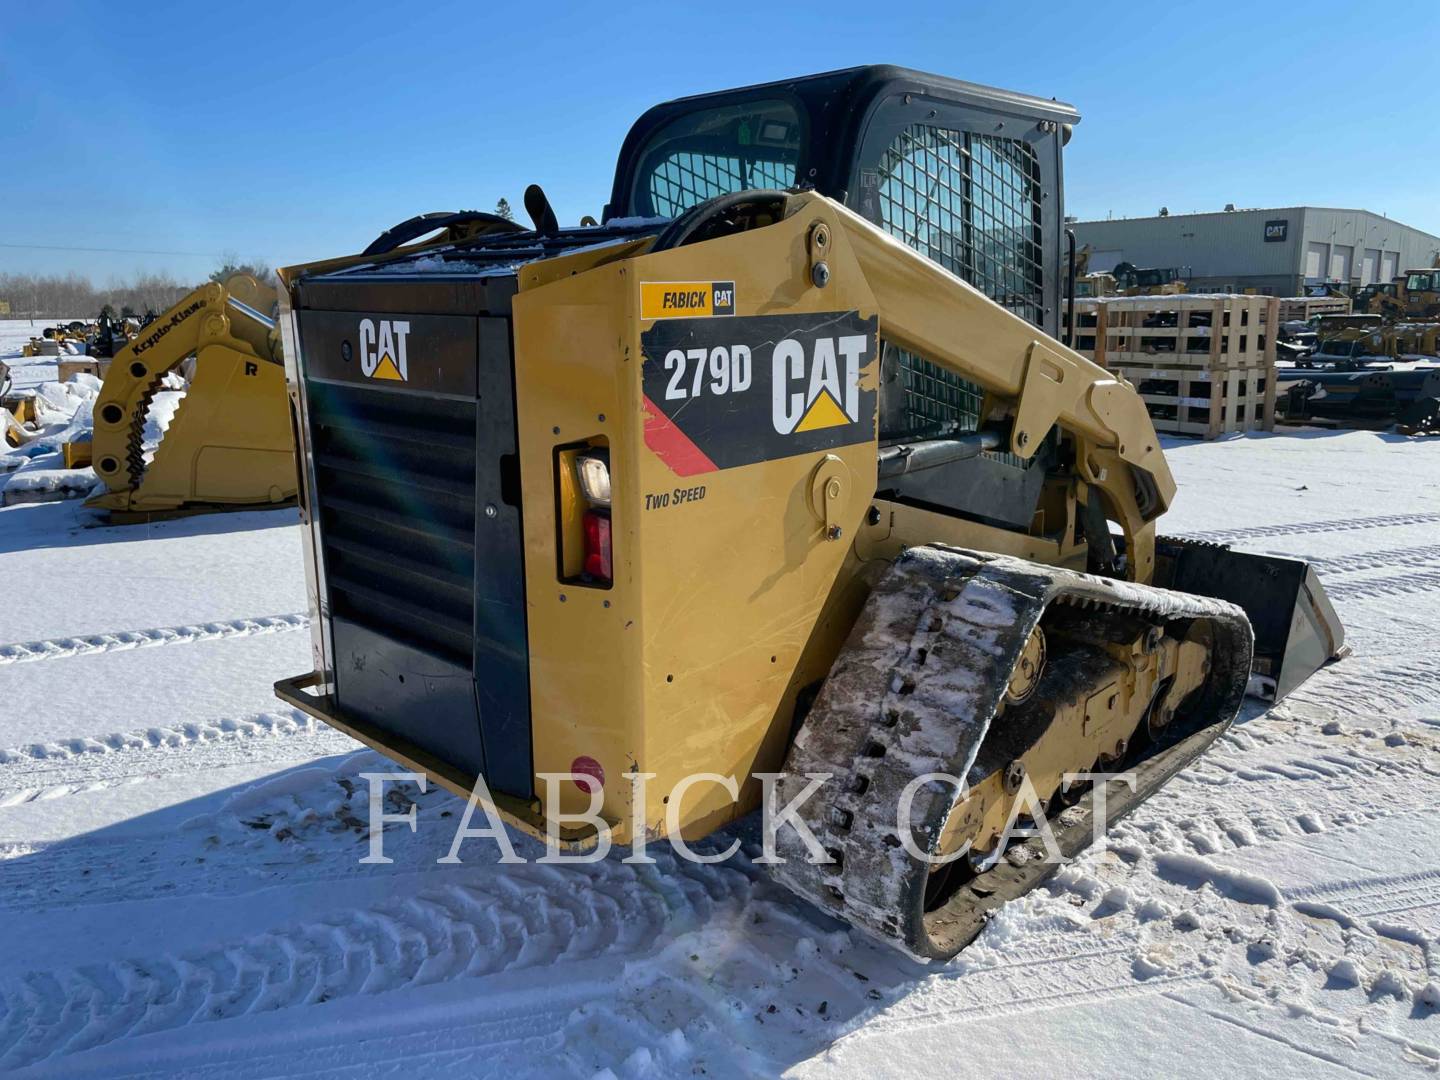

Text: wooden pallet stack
xmin=1278 ymin=296 xmax=1351 ymax=322
xmin=1064 ymin=299 xmax=1104 ymax=359
xmin=57 ymin=358 xmax=111 ymax=382
xmin=1071 ymin=294 xmax=1277 ymax=439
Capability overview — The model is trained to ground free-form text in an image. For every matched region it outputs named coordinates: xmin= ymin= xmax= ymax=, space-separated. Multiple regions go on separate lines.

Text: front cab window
xmin=628 ymin=99 xmax=803 ymax=219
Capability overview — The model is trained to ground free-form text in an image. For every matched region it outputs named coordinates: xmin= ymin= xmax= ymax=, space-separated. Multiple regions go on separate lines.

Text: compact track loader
xmin=1399 ymin=268 xmax=1440 ymax=320
xmin=85 ymin=274 xmax=297 ymax=520
xmin=275 ymin=67 xmax=1344 ymax=959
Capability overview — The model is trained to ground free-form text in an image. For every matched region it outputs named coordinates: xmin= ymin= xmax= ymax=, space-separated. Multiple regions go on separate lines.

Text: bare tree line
xmin=0 ymin=259 xmax=272 ymax=320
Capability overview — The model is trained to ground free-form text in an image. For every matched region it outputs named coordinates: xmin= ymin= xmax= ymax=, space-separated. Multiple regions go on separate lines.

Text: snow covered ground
xmin=0 ymin=321 xmax=189 ymax=506
xmin=0 ymin=333 xmax=1437 ymax=1077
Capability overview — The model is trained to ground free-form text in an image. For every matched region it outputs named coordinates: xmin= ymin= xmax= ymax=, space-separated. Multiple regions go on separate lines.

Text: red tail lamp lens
xmin=570 ymin=755 xmax=605 ymax=794
xmin=583 ymin=510 xmax=612 ymax=582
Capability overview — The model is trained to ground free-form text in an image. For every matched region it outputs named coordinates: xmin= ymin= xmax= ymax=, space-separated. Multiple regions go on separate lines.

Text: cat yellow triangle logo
xmin=795 ymin=389 xmax=849 ymax=432
xmin=371 ymin=353 xmax=404 ymax=381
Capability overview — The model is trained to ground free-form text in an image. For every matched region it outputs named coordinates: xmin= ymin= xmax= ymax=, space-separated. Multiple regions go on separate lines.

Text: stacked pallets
xmin=1068 ymin=294 xmax=1277 ymax=439
xmin=1277 ymin=296 xmax=1352 ymax=322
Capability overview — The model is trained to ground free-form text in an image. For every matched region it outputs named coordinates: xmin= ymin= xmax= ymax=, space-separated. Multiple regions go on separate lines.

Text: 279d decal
xmin=640 ymin=310 xmax=878 ymax=476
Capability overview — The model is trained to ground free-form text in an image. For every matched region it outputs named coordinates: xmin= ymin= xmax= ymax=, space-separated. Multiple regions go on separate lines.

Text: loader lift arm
xmin=86 ymin=275 xmax=297 ymax=518
xmin=768 ymin=191 xmax=1336 ymax=693
xmin=821 ymin=197 xmax=1173 ymax=576
xmin=676 ymin=191 xmax=1173 ymax=581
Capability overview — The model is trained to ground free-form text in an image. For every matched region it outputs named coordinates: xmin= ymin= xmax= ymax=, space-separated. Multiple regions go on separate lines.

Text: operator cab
xmin=1405 ymin=270 xmax=1438 ymax=293
xmin=609 ymin=66 xmax=1079 ymax=533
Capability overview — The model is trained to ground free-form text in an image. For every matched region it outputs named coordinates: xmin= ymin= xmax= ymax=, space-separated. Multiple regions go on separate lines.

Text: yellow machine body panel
xmin=506 ymin=195 xmax=1169 ymax=843
xmin=513 ymin=211 xmax=883 ymax=839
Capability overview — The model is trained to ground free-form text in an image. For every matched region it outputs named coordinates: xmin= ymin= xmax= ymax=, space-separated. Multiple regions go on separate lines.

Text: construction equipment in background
xmin=1070 ymin=245 xmax=1119 ymax=297
xmin=1399 ymin=267 xmax=1440 ymax=320
xmin=1277 ymin=366 xmax=1440 ymax=432
xmin=21 ymin=322 xmax=93 ymax=357
xmin=1279 ymin=312 xmax=1440 ymax=431
xmin=1112 ymin=262 xmax=1188 ymax=295
xmin=1351 ymin=280 xmax=1400 ymax=317
xmin=88 ymin=310 xmax=131 ymax=358
xmin=275 ymin=66 xmax=1345 ymax=961
xmin=0 ymin=362 xmax=27 ymax=449
xmin=84 ymin=275 xmax=296 ymax=521
xmin=1307 ymin=314 xmax=1440 ymax=365
xmin=1274 ymin=320 xmax=1318 ymax=362
xmin=1074 ymin=272 xmax=1116 ymax=298
xmin=1306 ymin=314 xmax=1387 ymax=364
xmin=1348 ymin=268 xmax=1440 ymax=321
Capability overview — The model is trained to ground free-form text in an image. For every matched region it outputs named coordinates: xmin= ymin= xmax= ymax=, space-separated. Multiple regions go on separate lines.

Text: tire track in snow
xmin=1128 ymin=797 xmax=1432 ymax=863
xmin=9 ymin=720 xmax=1433 ymax=915
xmin=1283 ymin=653 xmax=1440 ymax=716
xmin=5 ymin=807 xmax=1431 ymax=1074
xmin=1136 ymin=721 xmax=1439 ymax=860
xmin=1183 ymin=511 xmax=1440 ymax=544
xmin=0 ymin=858 xmax=750 ymax=1070
xmin=89 ymin=994 xmax=594 ymax=1080
xmin=0 ymin=762 xmax=429 ymax=910
xmin=1288 ymin=868 xmax=1440 ymax=923
xmin=782 ymin=932 xmax=1207 ymax=1062
xmin=1308 ymin=543 xmax=1440 ymax=575
xmin=0 ymin=613 xmax=309 ymax=666
xmin=0 ymin=711 xmax=356 ymax=806
xmin=1325 ymin=567 xmax=1440 ymax=601
xmin=848 ymin=851 xmax=1438 ymax=1045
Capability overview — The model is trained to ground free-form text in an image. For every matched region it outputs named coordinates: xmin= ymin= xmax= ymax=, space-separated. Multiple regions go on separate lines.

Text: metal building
xmin=1071 ymin=207 xmax=1440 ymax=295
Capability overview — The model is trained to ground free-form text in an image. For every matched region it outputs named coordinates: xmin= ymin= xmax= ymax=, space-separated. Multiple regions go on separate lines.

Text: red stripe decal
xmin=642 ymin=395 xmax=718 ymax=477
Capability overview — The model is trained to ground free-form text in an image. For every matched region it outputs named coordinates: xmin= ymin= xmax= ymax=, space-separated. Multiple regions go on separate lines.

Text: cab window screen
xmin=632 ymin=99 xmax=801 ymax=218
xmin=875 ymin=123 xmax=1043 ymax=456
xmin=877 ymin=124 xmax=1044 ymax=324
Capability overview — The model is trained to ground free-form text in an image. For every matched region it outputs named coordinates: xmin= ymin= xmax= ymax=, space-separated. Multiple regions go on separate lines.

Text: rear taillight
xmin=574 ymin=452 xmax=611 ymax=507
xmin=583 ymin=510 xmax=612 ymax=583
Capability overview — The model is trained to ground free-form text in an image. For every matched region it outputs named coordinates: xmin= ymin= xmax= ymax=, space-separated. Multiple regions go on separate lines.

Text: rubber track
xmin=771 ymin=546 xmax=1252 ymax=961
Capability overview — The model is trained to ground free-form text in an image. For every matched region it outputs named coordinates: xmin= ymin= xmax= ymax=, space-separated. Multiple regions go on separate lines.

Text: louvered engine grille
xmin=307 ymin=381 xmax=476 ymax=664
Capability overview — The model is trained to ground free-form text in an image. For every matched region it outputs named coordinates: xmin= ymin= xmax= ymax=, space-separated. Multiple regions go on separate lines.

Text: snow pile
xmin=1 ymin=373 xmax=102 ymax=503
xmin=140 ymin=372 xmax=187 ymax=464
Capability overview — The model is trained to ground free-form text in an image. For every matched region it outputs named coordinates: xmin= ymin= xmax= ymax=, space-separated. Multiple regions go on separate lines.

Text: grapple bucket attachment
xmin=1156 ymin=537 xmax=1346 ymax=701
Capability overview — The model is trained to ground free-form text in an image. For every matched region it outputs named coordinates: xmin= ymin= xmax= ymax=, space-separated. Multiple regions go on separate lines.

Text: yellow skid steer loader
xmin=274 ymin=67 xmax=1344 ymax=959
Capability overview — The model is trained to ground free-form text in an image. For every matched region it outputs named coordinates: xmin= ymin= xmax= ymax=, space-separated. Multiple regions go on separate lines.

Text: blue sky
xmin=3 ymin=0 xmax=1437 ymax=282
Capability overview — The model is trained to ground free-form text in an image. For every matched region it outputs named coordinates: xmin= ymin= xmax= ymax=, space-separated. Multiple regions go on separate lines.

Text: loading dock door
xmin=1329 ymin=246 xmax=1351 ymax=282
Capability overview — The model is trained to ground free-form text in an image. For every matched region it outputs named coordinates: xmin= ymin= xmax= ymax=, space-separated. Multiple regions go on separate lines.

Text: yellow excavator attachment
xmin=85 ymin=275 xmax=296 ymax=519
